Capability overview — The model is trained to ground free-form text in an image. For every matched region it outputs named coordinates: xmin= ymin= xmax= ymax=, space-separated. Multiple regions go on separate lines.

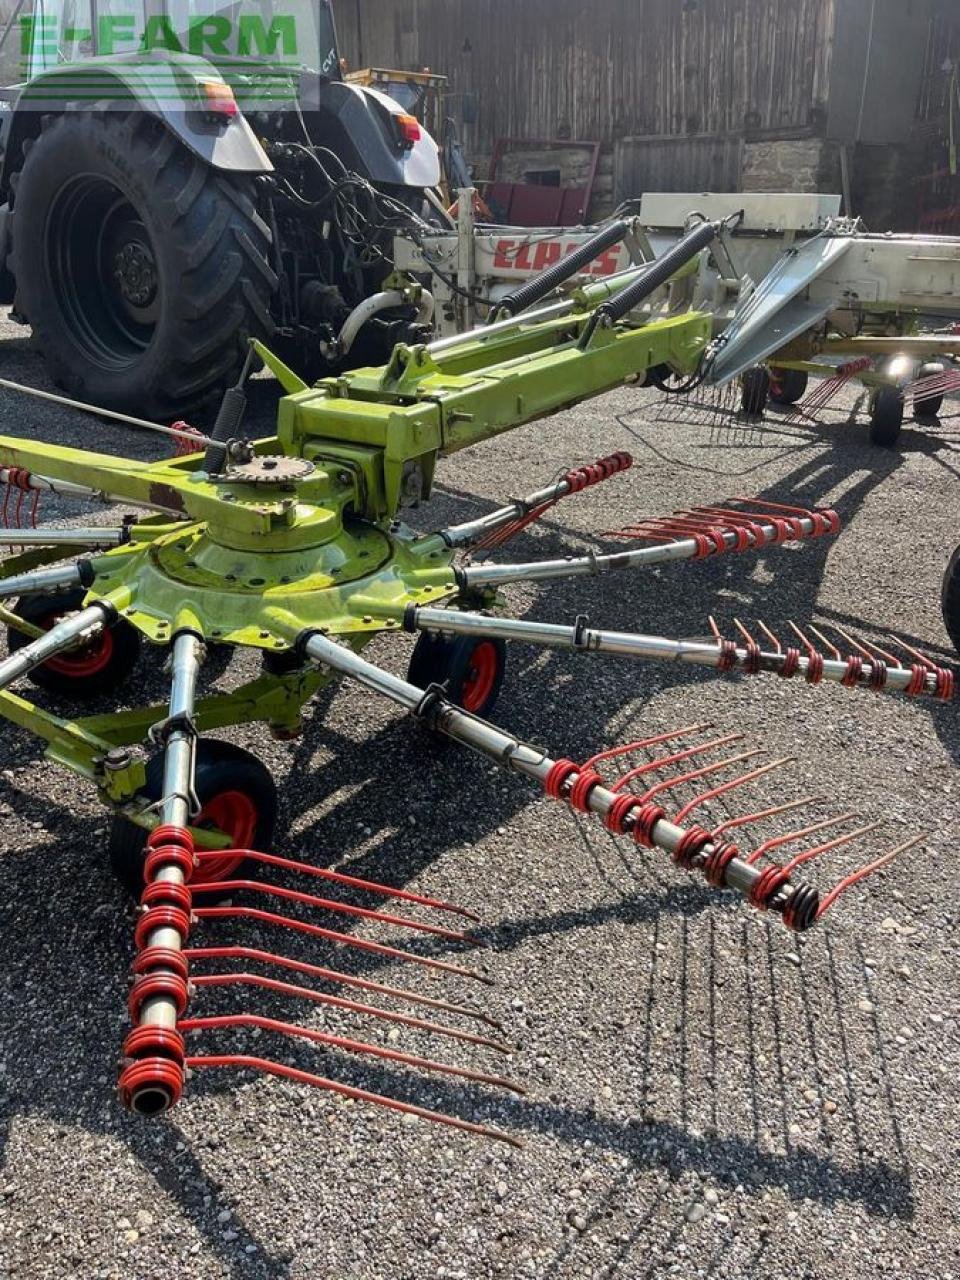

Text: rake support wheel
xmin=109 ymin=739 xmax=278 ymax=898
xmin=769 ymin=367 xmax=808 ymax=406
xmin=869 ymin=387 xmax=905 ymax=447
xmin=407 ymin=632 xmax=507 ymax=720
xmin=6 ymin=587 xmax=141 ymax=695
xmin=942 ymin=543 xmax=960 ymax=656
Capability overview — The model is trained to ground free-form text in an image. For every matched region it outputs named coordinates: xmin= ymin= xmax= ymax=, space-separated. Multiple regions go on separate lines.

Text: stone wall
xmin=742 ymin=139 xmax=842 ymax=195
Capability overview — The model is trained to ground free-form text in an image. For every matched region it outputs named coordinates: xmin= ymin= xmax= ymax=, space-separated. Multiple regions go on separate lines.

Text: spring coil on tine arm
xmin=538 ymin=722 xmax=924 ymax=934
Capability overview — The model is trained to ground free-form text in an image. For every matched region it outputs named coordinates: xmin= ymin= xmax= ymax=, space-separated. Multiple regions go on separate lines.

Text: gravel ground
xmin=0 ymin=315 xmax=957 ymax=1280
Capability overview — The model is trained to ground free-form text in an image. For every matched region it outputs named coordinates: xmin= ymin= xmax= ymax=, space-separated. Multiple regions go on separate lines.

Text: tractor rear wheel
xmin=109 ymin=740 xmax=278 ymax=900
xmin=942 ymin=543 xmax=960 ymax=656
xmin=9 ymin=110 xmax=277 ymax=418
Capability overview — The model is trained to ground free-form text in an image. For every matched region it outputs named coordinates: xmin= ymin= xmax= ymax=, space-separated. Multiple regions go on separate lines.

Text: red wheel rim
xmin=35 ymin=609 xmax=116 ymax=678
xmin=193 ymin=789 xmax=258 ymax=884
xmin=461 ymin=642 xmax=499 ymax=712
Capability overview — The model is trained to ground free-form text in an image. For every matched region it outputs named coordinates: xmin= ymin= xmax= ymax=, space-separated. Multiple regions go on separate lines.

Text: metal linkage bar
xmin=398 ymin=603 xmax=950 ymax=701
xmin=0 ymin=376 xmax=214 ymax=447
xmin=0 ymin=528 xmax=129 ymax=548
xmin=0 ymin=561 xmax=87 ymax=601
xmin=439 ymin=451 xmax=633 ymax=551
xmin=297 ymin=634 xmax=811 ymax=927
xmin=0 ymin=600 xmax=113 ymax=693
xmin=457 ymin=499 xmax=839 ymax=589
xmin=0 ymin=466 xmax=105 ymax=501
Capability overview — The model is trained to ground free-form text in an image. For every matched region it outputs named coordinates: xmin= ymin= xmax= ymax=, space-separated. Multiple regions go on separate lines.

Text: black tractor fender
xmin=0 ymin=51 xmax=272 ymax=203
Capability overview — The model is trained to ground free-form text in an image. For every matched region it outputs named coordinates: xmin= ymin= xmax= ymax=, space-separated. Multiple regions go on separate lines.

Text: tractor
xmin=0 ymin=0 xmax=447 ymax=418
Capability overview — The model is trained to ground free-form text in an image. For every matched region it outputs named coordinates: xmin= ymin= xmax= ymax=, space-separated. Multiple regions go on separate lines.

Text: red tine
xmin=582 ymin=722 xmax=714 ymax=770
xmin=609 ymin=733 xmax=745 ymax=792
xmin=190 ymin=972 xmax=512 ymax=1053
xmin=743 ymin=811 xmax=859 ymax=866
xmin=671 ymin=756 xmax=795 ymax=825
xmin=808 ymin=624 xmax=842 ymax=661
xmin=186 ymin=945 xmax=502 ymax=1028
xmin=630 ymin=748 xmax=764 ymax=806
xmin=192 ymin=847 xmax=479 ymax=922
xmin=756 ymin=619 xmax=783 ymax=654
xmin=180 ymin=1013 xmax=524 ymax=1094
xmin=193 ymin=906 xmax=492 ymax=984
xmin=817 ymin=836 xmax=926 ymax=919
xmin=788 ymin=620 xmax=821 ymax=660
xmin=832 ymin=624 xmax=887 ymax=667
xmin=711 ymin=795 xmax=819 ymax=838
xmin=781 ymin=820 xmax=884 ymax=875
xmin=888 ymin=636 xmax=938 ymax=671
xmin=185 ymin=1055 xmax=522 ymax=1147
xmin=189 ymin=878 xmax=477 ymax=944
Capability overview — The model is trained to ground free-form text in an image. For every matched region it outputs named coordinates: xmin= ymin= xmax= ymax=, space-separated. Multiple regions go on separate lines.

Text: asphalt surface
xmin=0 ymin=318 xmax=957 ymax=1280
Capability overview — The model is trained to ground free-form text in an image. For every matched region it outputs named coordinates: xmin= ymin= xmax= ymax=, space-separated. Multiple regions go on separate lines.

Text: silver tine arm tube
xmin=298 ymin=632 xmax=813 ymax=922
xmin=401 ymin=606 xmax=948 ymax=699
xmin=458 ymin=514 xmax=824 ymax=589
xmin=0 ymin=561 xmax=87 ymax=600
xmin=136 ymin=634 xmax=204 ymax=1040
xmin=0 ymin=528 xmax=128 ymax=548
xmin=0 ymin=601 xmax=112 ymax=692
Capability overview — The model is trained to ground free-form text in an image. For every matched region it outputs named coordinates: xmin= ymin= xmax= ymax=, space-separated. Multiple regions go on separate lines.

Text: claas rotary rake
xmin=0 ymin=221 xmax=952 ymax=1146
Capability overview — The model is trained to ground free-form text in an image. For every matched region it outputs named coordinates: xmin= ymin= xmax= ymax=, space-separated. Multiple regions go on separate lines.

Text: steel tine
xmin=185 ymin=1055 xmax=522 ymax=1147
xmin=807 ymin=623 xmax=842 ymax=661
xmin=190 ymin=972 xmax=513 ymax=1053
xmin=756 ymin=619 xmax=782 ymax=653
xmin=817 ymin=835 xmax=926 ymax=919
xmin=186 ymin=945 xmax=503 ymax=1029
xmin=671 ymin=756 xmax=795 ymax=825
xmin=781 ymin=819 xmax=885 ymax=874
xmin=582 ymin=722 xmax=715 ymax=770
xmin=190 ymin=877 xmax=477 ymax=944
xmin=180 ymin=1013 xmax=525 ymax=1094
xmin=744 ymin=811 xmax=860 ymax=866
xmin=712 ymin=794 xmax=820 ymax=837
xmin=193 ymin=906 xmax=493 ymax=984
xmin=635 ymin=748 xmax=765 ymax=805
xmin=193 ymin=847 xmax=480 ymax=921
xmin=610 ymin=732 xmax=745 ymax=792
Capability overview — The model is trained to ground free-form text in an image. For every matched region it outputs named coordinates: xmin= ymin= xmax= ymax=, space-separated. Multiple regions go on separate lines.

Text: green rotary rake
xmin=0 ymin=218 xmax=951 ymax=1144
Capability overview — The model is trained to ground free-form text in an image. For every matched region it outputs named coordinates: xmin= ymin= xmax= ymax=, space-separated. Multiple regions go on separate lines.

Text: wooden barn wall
xmin=339 ymin=0 xmax=836 ymax=154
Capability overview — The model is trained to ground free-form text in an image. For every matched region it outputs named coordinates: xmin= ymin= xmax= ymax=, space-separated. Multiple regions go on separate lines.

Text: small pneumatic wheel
xmin=942 ymin=543 xmax=960 ymax=657
xmin=769 ymin=367 xmax=808 ymax=406
xmin=869 ymin=387 xmax=905 ymax=447
xmin=740 ymin=367 xmax=771 ymax=416
xmin=6 ymin=587 xmax=141 ymax=696
xmin=109 ymin=740 xmax=278 ymax=900
xmin=407 ymin=633 xmax=507 ymax=721
xmin=914 ymin=363 xmax=945 ymax=419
